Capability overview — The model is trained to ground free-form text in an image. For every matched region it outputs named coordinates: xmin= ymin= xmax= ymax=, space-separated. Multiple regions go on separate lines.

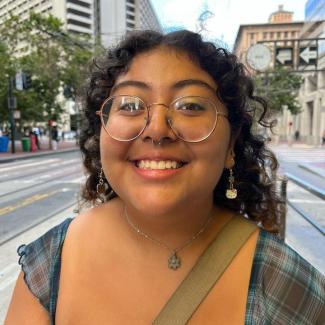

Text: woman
xmin=5 ymin=30 xmax=324 ymax=324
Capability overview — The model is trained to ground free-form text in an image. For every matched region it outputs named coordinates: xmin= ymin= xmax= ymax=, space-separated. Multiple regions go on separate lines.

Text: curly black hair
xmin=79 ymin=29 xmax=285 ymax=233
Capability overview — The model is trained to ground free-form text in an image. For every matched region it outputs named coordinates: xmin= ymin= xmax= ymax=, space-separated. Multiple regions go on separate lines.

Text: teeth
xmin=137 ymin=160 xmax=182 ymax=170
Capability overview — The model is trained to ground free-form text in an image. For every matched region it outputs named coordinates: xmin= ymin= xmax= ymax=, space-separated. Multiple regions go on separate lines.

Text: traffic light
xmin=23 ymin=73 xmax=32 ymax=89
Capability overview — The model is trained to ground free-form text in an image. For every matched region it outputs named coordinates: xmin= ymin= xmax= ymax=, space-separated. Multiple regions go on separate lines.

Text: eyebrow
xmin=111 ymin=80 xmax=150 ymax=94
xmin=172 ymin=79 xmax=217 ymax=93
xmin=111 ymin=79 xmax=217 ymax=94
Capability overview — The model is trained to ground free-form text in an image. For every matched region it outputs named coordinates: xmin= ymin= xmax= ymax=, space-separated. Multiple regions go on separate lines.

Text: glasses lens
xmin=169 ymin=97 xmax=217 ymax=142
xmin=101 ymin=96 xmax=148 ymax=141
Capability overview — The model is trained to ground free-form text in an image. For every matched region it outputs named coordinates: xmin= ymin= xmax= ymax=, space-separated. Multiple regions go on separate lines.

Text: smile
xmin=135 ymin=160 xmax=185 ymax=170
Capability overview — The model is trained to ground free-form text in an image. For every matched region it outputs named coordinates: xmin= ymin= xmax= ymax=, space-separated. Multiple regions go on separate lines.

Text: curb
xmin=0 ymin=147 xmax=79 ymax=164
xmin=299 ymin=163 xmax=325 ymax=179
xmin=285 ymin=172 xmax=325 ymax=200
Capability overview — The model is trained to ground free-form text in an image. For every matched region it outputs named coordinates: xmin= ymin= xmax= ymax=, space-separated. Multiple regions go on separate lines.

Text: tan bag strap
xmin=153 ymin=216 xmax=257 ymax=325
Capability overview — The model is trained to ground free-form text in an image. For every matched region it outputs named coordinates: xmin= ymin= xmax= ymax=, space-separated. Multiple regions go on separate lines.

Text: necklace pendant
xmin=168 ymin=252 xmax=181 ymax=270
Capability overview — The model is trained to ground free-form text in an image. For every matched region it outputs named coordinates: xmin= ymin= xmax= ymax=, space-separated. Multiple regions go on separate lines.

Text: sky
xmin=151 ymin=0 xmax=307 ymax=50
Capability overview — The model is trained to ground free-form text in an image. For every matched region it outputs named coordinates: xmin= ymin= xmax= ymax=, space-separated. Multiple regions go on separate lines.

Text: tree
xmin=253 ymin=67 xmax=303 ymax=115
xmin=0 ymin=13 xmax=100 ymax=146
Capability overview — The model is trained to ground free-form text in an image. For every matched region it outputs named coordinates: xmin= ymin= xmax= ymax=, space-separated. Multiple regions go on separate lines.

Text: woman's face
xmin=100 ymin=46 xmax=234 ymax=215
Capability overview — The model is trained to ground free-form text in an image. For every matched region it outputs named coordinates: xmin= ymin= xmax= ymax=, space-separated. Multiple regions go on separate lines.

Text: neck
xmin=122 ymin=197 xmax=217 ymax=248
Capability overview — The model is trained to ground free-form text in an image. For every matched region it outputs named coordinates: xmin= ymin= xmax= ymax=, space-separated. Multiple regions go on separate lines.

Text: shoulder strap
xmin=153 ymin=216 xmax=257 ymax=325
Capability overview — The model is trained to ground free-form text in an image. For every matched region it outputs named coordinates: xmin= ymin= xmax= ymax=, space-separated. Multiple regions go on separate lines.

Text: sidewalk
xmin=0 ymin=137 xmax=79 ymax=163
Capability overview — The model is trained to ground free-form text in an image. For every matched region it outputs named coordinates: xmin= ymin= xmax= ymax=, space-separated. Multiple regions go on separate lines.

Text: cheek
xmin=193 ymin=137 xmax=230 ymax=189
xmin=99 ymin=132 xmax=129 ymax=185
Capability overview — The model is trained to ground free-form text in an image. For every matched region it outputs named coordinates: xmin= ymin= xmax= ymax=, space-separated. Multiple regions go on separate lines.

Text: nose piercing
xmin=151 ymin=139 xmax=163 ymax=146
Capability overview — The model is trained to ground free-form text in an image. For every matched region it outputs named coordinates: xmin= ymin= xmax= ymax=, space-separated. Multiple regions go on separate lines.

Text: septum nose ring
xmin=151 ymin=139 xmax=163 ymax=146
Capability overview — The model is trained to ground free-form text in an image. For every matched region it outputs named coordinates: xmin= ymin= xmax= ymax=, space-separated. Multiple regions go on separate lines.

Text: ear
xmin=225 ymin=148 xmax=235 ymax=169
xmin=224 ymin=128 xmax=240 ymax=169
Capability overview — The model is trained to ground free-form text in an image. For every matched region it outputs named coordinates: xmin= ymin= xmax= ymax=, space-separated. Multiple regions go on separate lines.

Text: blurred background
xmin=0 ymin=0 xmax=324 ymax=321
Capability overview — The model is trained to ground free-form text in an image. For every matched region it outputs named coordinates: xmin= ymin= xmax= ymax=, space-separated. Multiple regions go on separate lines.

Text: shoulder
xmin=17 ymin=218 xmax=73 ymax=311
xmin=248 ymin=230 xmax=325 ymax=324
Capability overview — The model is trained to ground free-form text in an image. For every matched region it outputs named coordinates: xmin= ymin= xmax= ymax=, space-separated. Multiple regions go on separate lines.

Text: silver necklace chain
xmin=124 ymin=206 xmax=213 ymax=270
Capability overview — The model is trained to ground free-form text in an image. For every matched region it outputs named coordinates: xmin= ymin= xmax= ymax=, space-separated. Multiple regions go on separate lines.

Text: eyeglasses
xmin=96 ymin=95 xmax=228 ymax=143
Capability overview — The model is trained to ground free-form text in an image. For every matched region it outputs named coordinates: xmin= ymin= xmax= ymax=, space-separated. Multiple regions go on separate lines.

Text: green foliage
xmin=253 ymin=67 xmax=303 ymax=115
xmin=0 ymin=12 xmax=100 ymax=129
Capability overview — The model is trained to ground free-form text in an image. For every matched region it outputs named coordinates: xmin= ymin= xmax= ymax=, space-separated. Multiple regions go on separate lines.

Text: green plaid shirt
xmin=18 ymin=218 xmax=325 ymax=324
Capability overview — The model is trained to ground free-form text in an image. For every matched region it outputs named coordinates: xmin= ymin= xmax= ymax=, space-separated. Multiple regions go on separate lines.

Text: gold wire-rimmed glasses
xmin=95 ymin=95 xmax=228 ymax=143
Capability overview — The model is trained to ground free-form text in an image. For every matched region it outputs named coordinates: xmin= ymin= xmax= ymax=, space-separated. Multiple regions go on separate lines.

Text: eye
xmin=113 ymin=97 xmax=146 ymax=115
xmin=178 ymin=103 xmax=205 ymax=111
xmin=174 ymin=99 xmax=207 ymax=116
xmin=119 ymin=102 xmax=142 ymax=111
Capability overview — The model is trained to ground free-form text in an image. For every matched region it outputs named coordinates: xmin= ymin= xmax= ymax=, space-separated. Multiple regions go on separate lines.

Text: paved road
xmin=0 ymin=151 xmax=84 ymax=245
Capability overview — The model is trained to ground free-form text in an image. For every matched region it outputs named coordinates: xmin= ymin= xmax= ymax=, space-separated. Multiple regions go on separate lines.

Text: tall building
xmin=0 ymin=0 xmax=94 ymax=38
xmin=96 ymin=0 xmax=162 ymax=48
xmin=0 ymin=0 xmax=161 ymax=48
xmin=293 ymin=0 xmax=325 ymax=145
xmin=233 ymin=5 xmax=304 ymax=64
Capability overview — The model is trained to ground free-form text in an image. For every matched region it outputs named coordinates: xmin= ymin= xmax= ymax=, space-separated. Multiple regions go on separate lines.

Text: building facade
xmin=233 ymin=5 xmax=304 ymax=64
xmin=96 ymin=0 xmax=162 ymax=48
xmin=0 ymin=0 xmax=94 ymax=38
xmin=294 ymin=0 xmax=325 ymax=145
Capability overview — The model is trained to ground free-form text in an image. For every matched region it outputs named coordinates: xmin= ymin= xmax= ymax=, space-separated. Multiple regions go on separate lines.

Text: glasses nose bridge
xmin=147 ymin=102 xmax=170 ymax=112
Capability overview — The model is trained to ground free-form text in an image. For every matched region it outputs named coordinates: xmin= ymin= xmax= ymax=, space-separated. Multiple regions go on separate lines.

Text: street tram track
xmin=0 ymin=201 xmax=77 ymax=246
xmin=0 ymin=169 xmax=82 ymax=200
xmin=0 ymin=159 xmax=81 ymax=183
xmin=284 ymin=173 xmax=325 ymax=236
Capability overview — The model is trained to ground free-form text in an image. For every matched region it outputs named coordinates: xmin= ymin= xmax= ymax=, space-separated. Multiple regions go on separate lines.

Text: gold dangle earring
xmin=226 ymin=168 xmax=237 ymax=199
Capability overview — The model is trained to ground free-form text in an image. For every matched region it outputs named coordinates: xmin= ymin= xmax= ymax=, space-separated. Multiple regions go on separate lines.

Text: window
xmin=67 ymin=0 xmax=90 ymax=9
xmin=277 ymin=32 xmax=281 ymax=38
xmin=284 ymin=31 xmax=288 ymax=38
xmin=126 ymin=5 xmax=135 ymax=12
xmin=270 ymin=32 xmax=274 ymax=39
xmin=127 ymin=22 xmax=135 ymax=28
xmin=127 ymin=0 xmax=135 ymax=4
xmin=263 ymin=32 xmax=267 ymax=39
xmin=126 ymin=13 xmax=134 ymax=20
xmin=67 ymin=8 xmax=90 ymax=18
xmin=67 ymin=18 xmax=90 ymax=28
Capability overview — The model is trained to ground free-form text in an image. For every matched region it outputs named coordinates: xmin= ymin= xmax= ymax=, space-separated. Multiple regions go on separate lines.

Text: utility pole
xmin=7 ymin=76 xmax=16 ymax=154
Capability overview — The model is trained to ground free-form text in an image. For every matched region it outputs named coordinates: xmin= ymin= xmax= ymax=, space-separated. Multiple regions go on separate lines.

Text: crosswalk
xmin=269 ymin=146 xmax=325 ymax=163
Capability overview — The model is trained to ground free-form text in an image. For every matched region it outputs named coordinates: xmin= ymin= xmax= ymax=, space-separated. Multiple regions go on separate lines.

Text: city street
xmin=0 ymin=151 xmax=84 ymax=244
xmin=0 ymin=145 xmax=324 ymax=322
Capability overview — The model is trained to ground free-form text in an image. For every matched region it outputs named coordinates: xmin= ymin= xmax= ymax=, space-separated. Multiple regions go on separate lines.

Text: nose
xmin=141 ymin=103 xmax=177 ymax=144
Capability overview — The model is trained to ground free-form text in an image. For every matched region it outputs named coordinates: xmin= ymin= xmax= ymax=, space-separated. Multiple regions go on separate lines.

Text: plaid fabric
xmin=17 ymin=218 xmax=73 ymax=324
xmin=246 ymin=230 xmax=325 ymax=324
xmin=18 ymin=219 xmax=325 ymax=325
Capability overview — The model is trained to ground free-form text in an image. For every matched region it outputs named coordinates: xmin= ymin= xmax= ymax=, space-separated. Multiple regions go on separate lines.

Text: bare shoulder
xmin=62 ymin=198 xmax=124 ymax=257
xmin=4 ymin=272 xmax=50 ymax=325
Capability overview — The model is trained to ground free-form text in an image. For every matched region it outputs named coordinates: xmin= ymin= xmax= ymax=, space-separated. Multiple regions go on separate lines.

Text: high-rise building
xmin=0 ymin=0 xmax=94 ymax=37
xmin=0 ymin=0 xmax=161 ymax=48
xmin=294 ymin=0 xmax=325 ymax=145
xmin=96 ymin=0 xmax=162 ymax=48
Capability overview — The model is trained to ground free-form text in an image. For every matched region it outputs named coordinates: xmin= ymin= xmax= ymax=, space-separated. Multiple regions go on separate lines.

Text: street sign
xmin=299 ymin=46 xmax=317 ymax=65
xmin=13 ymin=110 xmax=21 ymax=119
xmin=276 ymin=48 xmax=293 ymax=66
xmin=246 ymin=44 xmax=272 ymax=71
xmin=15 ymin=71 xmax=23 ymax=91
